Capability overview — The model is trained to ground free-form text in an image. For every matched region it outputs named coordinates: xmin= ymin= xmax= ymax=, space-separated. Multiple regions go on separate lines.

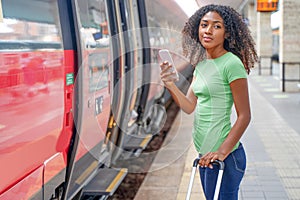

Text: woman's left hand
xmin=199 ymin=151 xmax=226 ymax=169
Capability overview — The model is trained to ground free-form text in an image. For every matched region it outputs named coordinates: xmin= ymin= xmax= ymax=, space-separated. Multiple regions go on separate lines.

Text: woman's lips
xmin=203 ymin=36 xmax=213 ymax=42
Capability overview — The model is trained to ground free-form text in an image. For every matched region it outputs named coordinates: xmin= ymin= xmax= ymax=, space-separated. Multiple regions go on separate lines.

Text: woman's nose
xmin=205 ymin=25 xmax=212 ymax=34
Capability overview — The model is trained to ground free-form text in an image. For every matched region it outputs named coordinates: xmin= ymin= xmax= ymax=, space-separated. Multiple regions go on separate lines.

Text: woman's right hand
xmin=160 ymin=61 xmax=178 ymax=87
xmin=160 ymin=62 xmax=197 ymax=114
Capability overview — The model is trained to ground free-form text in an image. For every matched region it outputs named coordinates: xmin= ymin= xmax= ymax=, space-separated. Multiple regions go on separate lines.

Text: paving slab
xmin=134 ymin=71 xmax=300 ymax=200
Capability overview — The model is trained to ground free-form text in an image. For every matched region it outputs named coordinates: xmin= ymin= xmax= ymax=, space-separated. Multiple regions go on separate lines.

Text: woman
xmin=160 ymin=4 xmax=257 ymax=200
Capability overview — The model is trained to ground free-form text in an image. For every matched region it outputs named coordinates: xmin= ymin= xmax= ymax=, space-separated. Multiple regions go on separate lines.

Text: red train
xmin=0 ymin=0 xmax=192 ymax=199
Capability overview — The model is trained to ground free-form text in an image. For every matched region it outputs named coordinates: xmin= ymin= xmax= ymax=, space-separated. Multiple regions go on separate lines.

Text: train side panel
xmin=0 ymin=0 xmax=73 ymax=198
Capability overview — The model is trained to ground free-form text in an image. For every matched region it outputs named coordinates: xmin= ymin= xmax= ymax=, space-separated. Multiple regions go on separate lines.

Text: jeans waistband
xmin=198 ymin=142 xmax=243 ymax=158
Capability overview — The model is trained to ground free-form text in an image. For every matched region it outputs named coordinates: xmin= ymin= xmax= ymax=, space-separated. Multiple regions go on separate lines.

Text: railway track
xmin=109 ymin=101 xmax=180 ymax=200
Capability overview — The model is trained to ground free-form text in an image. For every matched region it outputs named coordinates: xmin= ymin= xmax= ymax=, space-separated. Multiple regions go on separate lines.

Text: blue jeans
xmin=199 ymin=143 xmax=246 ymax=200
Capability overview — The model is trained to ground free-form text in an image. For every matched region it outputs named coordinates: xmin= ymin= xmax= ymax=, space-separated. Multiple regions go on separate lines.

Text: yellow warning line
xmin=106 ymin=168 xmax=127 ymax=192
xmin=75 ymin=161 xmax=98 ymax=184
xmin=139 ymin=135 xmax=152 ymax=148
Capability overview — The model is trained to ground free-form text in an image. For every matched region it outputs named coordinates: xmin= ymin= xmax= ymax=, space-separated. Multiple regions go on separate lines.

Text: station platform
xmin=134 ymin=71 xmax=300 ymax=200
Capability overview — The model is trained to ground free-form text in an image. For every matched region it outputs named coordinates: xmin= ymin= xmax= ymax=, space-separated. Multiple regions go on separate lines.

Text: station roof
xmin=150 ymin=0 xmax=189 ymax=29
xmin=196 ymin=0 xmax=253 ymax=12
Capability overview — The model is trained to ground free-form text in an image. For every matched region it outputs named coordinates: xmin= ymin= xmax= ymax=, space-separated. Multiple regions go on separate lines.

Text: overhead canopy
xmin=196 ymin=0 xmax=252 ymax=12
xmin=145 ymin=0 xmax=188 ymax=30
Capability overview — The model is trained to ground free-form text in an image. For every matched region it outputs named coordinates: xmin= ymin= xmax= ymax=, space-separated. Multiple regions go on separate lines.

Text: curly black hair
xmin=182 ymin=4 xmax=257 ymax=74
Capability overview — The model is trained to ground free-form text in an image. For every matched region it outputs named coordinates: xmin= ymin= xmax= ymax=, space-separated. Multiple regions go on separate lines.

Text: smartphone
xmin=158 ymin=49 xmax=179 ymax=80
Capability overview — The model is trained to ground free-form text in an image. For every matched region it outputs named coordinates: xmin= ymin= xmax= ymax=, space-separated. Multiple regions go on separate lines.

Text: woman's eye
xmin=214 ymin=25 xmax=221 ymax=29
xmin=200 ymin=23 xmax=207 ymax=28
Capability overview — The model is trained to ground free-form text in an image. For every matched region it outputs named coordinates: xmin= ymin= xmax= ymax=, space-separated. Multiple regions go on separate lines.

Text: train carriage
xmin=0 ymin=0 xmax=192 ymax=199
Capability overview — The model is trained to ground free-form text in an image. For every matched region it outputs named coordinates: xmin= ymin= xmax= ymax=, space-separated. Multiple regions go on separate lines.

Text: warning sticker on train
xmin=66 ymin=73 xmax=74 ymax=85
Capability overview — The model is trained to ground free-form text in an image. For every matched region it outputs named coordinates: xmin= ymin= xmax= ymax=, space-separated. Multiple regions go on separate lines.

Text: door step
xmin=82 ymin=168 xmax=127 ymax=197
xmin=123 ymin=133 xmax=152 ymax=150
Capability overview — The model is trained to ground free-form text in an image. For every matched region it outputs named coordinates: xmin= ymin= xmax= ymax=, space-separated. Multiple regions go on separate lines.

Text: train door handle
xmin=88 ymin=99 xmax=92 ymax=108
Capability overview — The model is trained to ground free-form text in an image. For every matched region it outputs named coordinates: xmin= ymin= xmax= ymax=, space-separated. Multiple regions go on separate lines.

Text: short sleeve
xmin=193 ymin=63 xmax=200 ymax=77
xmin=224 ymin=57 xmax=247 ymax=83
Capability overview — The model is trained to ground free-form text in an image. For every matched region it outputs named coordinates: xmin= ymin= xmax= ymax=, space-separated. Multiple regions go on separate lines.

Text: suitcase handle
xmin=186 ymin=158 xmax=225 ymax=200
xmin=212 ymin=160 xmax=225 ymax=170
xmin=192 ymin=158 xmax=200 ymax=167
xmin=193 ymin=158 xmax=225 ymax=170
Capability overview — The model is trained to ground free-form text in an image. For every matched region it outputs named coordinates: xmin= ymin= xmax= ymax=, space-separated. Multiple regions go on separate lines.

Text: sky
xmin=174 ymin=0 xmax=199 ymax=17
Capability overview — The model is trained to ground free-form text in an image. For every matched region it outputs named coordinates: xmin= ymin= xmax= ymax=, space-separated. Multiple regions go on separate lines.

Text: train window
xmin=0 ymin=0 xmax=63 ymax=50
xmin=75 ymin=0 xmax=110 ymax=92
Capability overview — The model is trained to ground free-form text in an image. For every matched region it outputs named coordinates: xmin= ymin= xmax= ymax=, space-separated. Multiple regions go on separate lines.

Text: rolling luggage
xmin=185 ymin=158 xmax=225 ymax=200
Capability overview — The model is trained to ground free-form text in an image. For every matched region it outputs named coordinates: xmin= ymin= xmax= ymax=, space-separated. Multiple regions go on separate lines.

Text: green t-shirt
xmin=191 ymin=52 xmax=247 ymax=154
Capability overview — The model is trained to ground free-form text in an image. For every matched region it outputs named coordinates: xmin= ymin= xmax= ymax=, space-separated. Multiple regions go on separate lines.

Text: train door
xmin=132 ymin=0 xmax=168 ymax=139
xmin=106 ymin=0 xmax=154 ymax=163
xmin=104 ymin=0 xmax=127 ymax=164
xmin=64 ymin=0 xmax=114 ymax=198
xmin=118 ymin=0 xmax=145 ymax=132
